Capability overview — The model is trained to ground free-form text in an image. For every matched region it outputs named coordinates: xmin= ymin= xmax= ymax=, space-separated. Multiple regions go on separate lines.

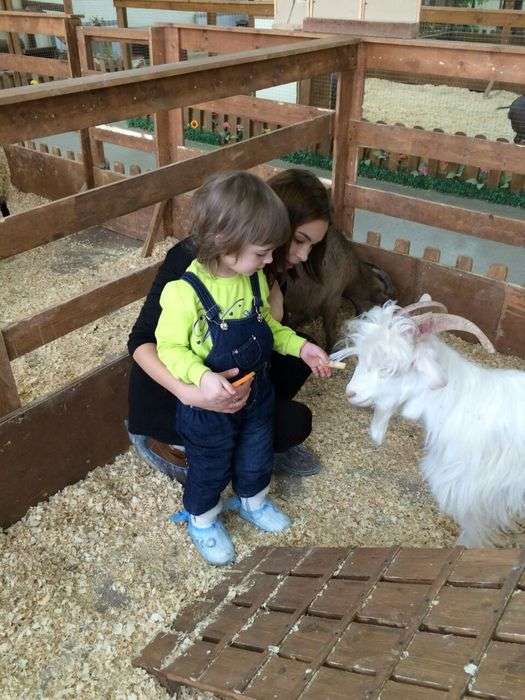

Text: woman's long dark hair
xmin=267 ymin=168 xmax=331 ymax=283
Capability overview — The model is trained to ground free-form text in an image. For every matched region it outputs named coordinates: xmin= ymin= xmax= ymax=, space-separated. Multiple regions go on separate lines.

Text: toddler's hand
xmin=300 ymin=342 xmax=332 ymax=378
xmin=199 ymin=371 xmax=237 ymax=401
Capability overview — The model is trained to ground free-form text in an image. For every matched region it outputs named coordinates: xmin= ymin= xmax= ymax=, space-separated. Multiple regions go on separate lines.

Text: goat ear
xmin=413 ymin=344 xmax=447 ymax=390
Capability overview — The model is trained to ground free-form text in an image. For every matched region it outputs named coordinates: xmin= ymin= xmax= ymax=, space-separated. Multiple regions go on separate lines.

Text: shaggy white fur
xmin=333 ymin=302 xmax=525 ymax=547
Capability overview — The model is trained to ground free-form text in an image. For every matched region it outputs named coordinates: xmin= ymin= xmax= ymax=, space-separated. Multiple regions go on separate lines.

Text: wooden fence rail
xmin=420 ymin=7 xmax=525 ymax=31
xmin=347 ymin=184 xmax=524 ymax=248
xmin=0 ymin=38 xmax=355 ymax=143
xmin=2 ymin=263 xmax=161 ymax=360
xmin=364 ymin=38 xmax=523 ymax=85
xmin=0 ymin=115 xmax=332 ymax=258
xmin=0 ymin=9 xmax=73 ymax=34
xmin=352 ymin=120 xmax=525 ymax=176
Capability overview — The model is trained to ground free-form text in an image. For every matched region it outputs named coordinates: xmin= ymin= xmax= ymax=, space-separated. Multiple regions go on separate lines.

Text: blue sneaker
xmin=225 ymin=495 xmax=291 ymax=533
xmin=169 ymin=511 xmax=235 ymax=566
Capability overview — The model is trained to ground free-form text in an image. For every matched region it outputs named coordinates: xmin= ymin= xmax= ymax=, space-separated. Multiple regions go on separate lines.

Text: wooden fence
xmin=420 ymin=5 xmax=525 ymax=34
xmin=0 ymin=9 xmax=96 ymax=184
xmin=357 ymin=121 xmax=525 ymax=194
xmin=0 ymin=30 xmax=524 ymax=526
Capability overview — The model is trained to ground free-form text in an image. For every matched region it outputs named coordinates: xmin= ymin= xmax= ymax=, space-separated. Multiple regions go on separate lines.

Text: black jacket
xmin=127 ymin=238 xmax=196 ymax=442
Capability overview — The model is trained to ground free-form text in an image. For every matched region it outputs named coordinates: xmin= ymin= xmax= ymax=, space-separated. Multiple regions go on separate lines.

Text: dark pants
xmin=179 ymin=374 xmax=275 ymax=515
xmin=271 ymin=350 xmax=312 ymax=452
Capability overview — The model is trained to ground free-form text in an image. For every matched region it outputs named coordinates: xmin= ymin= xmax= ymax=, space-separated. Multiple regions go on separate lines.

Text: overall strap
xmin=181 ymin=271 xmax=221 ymax=322
xmin=249 ymin=271 xmax=263 ymax=313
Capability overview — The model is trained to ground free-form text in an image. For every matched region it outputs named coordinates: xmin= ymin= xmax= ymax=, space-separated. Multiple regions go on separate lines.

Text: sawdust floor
xmin=3 ymin=190 xmax=525 ymax=698
xmin=1 ymin=323 xmax=524 ymax=697
xmin=3 ymin=187 xmax=175 ymax=405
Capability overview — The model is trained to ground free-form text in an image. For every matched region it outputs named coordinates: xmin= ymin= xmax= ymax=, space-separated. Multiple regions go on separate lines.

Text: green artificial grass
xmin=281 ymin=149 xmax=525 ymax=209
xmin=127 ymin=118 xmax=524 ymax=209
xmin=357 ymin=161 xmax=525 ymax=209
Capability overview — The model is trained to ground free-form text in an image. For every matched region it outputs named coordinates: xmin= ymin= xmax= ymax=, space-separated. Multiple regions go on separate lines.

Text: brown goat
xmin=284 ymin=226 xmax=395 ymax=349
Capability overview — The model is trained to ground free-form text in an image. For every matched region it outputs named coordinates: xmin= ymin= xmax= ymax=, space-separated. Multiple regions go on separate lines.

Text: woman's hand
xmin=300 ymin=341 xmax=332 ymax=378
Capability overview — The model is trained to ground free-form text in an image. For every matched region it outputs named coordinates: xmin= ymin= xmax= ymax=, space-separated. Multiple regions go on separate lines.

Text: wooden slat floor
xmin=135 ymin=546 xmax=525 ymax=699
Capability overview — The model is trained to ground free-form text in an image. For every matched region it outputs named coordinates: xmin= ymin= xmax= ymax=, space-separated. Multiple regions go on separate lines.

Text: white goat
xmin=332 ymin=296 xmax=525 ymax=547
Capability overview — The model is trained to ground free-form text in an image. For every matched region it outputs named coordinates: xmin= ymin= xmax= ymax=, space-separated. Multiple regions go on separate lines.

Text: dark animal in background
xmin=284 ymin=226 xmax=395 ymax=349
xmin=508 ymin=96 xmax=525 ymax=145
xmin=0 ymin=147 xmax=11 ymax=218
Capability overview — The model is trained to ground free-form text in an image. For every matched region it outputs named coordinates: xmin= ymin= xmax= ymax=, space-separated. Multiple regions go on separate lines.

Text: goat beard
xmin=369 ymin=404 xmax=397 ymax=446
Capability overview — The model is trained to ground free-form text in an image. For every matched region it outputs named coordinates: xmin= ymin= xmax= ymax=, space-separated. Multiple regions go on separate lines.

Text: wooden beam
xmin=151 ymin=25 xmax=184 ymax=161
xmin=0 ymin=38 xmax=354 ymax=144
xmin=91 ymin=125 xmax=155 ymax=151
xmin=115 ymin=4 xmax=132 ymax=70
xmin=1 ymin=0 xmax=25 ymax=87
xmin=78 ymin=24 xmax=321 ymax=50
xmin=149 ymin=24 xmax=184 ymax=242
xmin=420 ymin=7 xmax=525 ymax=29
xmin=0 ymin=354 xmax=131 ymax=528
xmin=114 ymin=0 xmax=274 ymax=17
xmin=65 ymin=15 xmax=95 ymax=190
xmin=333 ymin=42 xmax=365 ymax=234
xmin=352 ymin=121 xmax=525 ymax=176
xmin=192 ymin=94 xmax=330 ymax=125
xmin=0 ymin=114 xmax=331 ymax=258
xmin=0 ymin=53 xmax=70 ymax=78
xmin=177 ymin=25 xmax=323 ymax=53
xmin=77 ymin=28 xmax=94 ymax=73
xmin=365 ymin=38 xmax=525 ymax=85
xmin=347 ymin=184 xmax=525 ymax=248
xmin=0 ymin=331 xmax=20 ymax=417
xmin=3 ymin=263 xmax=161 ymax=360
xmin=79 ymin=25 xmax=149 ymax=42
xmin=0 ymin=10 xmax=68 ymax=35
xmin=331 ymin=70 xmax=354 ymax=231
xmin=141 ymin=201 xmax=166 ymax=257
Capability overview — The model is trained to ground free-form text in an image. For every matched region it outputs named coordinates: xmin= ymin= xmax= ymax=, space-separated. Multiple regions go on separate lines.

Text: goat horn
xmin=401 ymin=300 xmax=448 ymax=316
xmin=414 ymin=313 xmax=495 ymax=353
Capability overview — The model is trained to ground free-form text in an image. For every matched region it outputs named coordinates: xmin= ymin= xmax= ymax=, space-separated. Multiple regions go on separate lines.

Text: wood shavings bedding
xmin=363 ymin=79 xmax=519 ymax=141
xmin=1 ymin=327 xmax=523 ymax=699
xmin=2 ymin=189 xmax=176 ymax=404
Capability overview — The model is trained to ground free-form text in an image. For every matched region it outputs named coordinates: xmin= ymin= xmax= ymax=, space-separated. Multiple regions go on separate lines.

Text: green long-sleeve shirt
xmin=156 ymin=259 xmax=305 ymax=386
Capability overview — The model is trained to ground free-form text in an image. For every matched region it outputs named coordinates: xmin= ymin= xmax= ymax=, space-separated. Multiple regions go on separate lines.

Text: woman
xmin=127 ymin=168 xmax=331 ymax=483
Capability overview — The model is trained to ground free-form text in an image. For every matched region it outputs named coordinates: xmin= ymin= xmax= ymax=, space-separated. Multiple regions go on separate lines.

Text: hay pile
xmin=1 ymin=328 xmax=523 ymax=698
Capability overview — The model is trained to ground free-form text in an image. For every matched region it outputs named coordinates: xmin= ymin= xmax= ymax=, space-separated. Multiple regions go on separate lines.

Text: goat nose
xmin=346 ymin=389 xmax=356 ymax=398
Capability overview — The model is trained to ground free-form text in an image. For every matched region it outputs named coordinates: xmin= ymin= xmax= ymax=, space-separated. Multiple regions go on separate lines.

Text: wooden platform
xmin=135 ymin=546 xmax=525 ymax=699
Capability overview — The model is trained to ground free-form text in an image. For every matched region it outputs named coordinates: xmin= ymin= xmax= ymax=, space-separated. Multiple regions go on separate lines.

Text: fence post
xmin=65 ymin=15 xmax=95 ymax=190
xmin=115 ymin=4 xmax=133 ymax=70
xmin=0 ymin=330 xmax=20 ymax=418
xmin=331 ymin=42 xmax=365 ymax=236
xmin=77 ymin=28 xmax=94 ymax=73
xmin=144 ymin=24 xmax=185 ymax=253
xmin=0 ymin=0 xmax=25 ymax=87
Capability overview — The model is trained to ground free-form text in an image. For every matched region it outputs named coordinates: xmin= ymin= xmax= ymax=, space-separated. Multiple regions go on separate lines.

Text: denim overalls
xmin=177 ymin=270 xmax=275 ymax=516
